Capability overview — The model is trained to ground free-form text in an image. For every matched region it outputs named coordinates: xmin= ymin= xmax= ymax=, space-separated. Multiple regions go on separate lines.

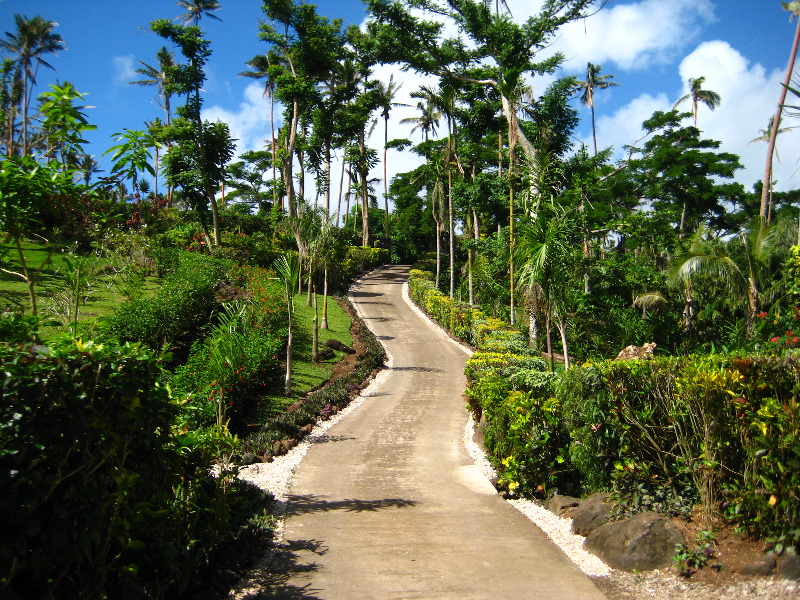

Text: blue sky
xmin=2 ymin=0 xmax=799 ymax=199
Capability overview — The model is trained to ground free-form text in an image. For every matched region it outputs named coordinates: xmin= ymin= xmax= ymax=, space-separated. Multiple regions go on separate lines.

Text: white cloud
xmin=593 ymin=41 xmax=800 ymax=192
xmin=554 ymin=0 xmax=716 ymax=72
xmin=202 ymin=81 xmax=274 ymax=157
xmin=112 ymin=54 xmax=137 ymax=85
xmin=677 ymin=41 xmax=799 ymax=191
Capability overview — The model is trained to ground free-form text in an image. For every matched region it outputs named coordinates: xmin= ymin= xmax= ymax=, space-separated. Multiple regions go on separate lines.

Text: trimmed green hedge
xmin=409 ymin=269 xmax=800 ymax=548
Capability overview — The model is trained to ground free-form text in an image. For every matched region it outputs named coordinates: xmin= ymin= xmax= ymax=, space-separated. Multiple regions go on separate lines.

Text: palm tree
xmin=130 ymin=47 xmax=175 ymax=126
xmin=1 ymin=14 xmax=66 ymax=155
xmin=673 ymin=76 xmax=721 ymax=126
xmin=375 ymin=74 xmax=406 ymax=247
xmin=669 ymin=224 xmax=773 ymax=336
xmin=240 ymin=53 xmax=279 ymax=205
xmin=574 ymin=62 xmax=619 ymax=155
xmin=400 ymin=91 xmax=441 ymax=143
xmin=749 ymin=115 xmax=794 ymax=223
xmin=274 ymin=253 xmax=301 ymax=396
xmin=760 ymin=1 xmax=800 ymax=223
xmin=175 ymin=0 xmax=222 ymax=25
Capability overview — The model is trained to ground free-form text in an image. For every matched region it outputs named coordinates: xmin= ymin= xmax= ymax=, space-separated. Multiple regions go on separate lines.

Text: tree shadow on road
xmin=285 ymin=494 xmax=419 ymax=516
xmin=249 ymin=538 xmax=327 ymax=600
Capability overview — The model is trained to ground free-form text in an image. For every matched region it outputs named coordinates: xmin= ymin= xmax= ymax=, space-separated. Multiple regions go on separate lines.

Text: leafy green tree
xmin=36 ymin=82 xmax=96 ymax=171
xmin=0 ymin=156 xmax=78 ymax=316
xmin=225 ymin=149 xmax=274 ymax=214
xmin=629 ymin=110 xmax=743 ymax=240
xmin=258 ymin=0 xmax=346 ymax=218
xmin=0 ymin=14 xmax=65 ymax=155
xmin=151 ymin=18 xmax=233 ymax=245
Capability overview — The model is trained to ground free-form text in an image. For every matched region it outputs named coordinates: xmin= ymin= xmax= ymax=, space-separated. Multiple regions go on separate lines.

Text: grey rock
xmin=583 ymin=511 xmax=685 ymax=572
xmin=546 ymin=494 xmax=581 ymax=515
xmin=240 ymin=452 xmax=260 ymax=465
xmin=571 ymin=493 xmax=614 ymax=536
xmin=739 ymin=555 xmax=776 ymax=577
xmin=777 ymin=554 xmax=800 ymax=580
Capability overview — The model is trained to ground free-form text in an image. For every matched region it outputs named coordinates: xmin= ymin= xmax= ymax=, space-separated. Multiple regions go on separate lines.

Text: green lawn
xmin=258 ymin=292 xmax=354 ymax=418
xmin=0 ymin=239 xmax=157 ymax=340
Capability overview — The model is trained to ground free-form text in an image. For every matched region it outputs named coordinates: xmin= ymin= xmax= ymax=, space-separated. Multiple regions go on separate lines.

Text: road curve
xmin=263 ymin=265 xmax=606 ymax=600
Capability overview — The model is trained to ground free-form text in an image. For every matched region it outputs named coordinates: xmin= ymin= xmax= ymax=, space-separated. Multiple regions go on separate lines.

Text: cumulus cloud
xmin=112 ymin=54 xmax=137 ymax=85
xmin=202 ymin=81 xmax=275 ymax=158
xmin=554 ymin=0 xmax=716 ymax=73
xmin=593 ymin=40 xmax=800 ymax=192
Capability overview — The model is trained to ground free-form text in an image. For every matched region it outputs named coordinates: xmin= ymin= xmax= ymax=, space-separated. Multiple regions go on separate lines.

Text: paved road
xmin=264 ymin=265 xmax=606 ymax=599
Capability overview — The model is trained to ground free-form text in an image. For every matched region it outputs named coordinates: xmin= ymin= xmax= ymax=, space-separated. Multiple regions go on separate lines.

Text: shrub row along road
xmin=264 ymin=265 xmax=606 ymax=599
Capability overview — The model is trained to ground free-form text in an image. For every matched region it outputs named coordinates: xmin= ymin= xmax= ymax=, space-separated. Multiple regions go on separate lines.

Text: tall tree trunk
xmin=359 ymin=128 xmax=370 ymax=247
xmin=760 ymin=15 xmax=800 ymax=222
xmin=383 ymin=115 xmax=391 ymax=253
xmin=448 ymin=168 xmax=454 ymax=298
xmin=312 ymin=282 xmax=319 ymax=363
xmin=321 ymin=267 xmax=329 ymax=330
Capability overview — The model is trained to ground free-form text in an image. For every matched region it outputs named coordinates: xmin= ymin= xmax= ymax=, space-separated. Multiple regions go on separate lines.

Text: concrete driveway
xmin=262 ymin=265 xmax=606 ymax=600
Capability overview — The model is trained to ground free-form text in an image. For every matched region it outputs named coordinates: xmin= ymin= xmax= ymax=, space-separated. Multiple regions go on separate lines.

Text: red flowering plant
xmin=756 ymin=306 xmax=800 ymax=353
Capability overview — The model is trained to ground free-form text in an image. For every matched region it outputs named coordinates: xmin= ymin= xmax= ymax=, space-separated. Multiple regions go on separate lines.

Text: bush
xmin=105 ymin=251 xmax=229 ymax=354
xmin=171 ymin=301 xmax=284 ymax=432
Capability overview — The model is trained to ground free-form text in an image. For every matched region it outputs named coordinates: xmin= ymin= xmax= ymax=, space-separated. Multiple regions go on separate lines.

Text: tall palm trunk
xmin=760 ymin=14 xmax=800 ymax=223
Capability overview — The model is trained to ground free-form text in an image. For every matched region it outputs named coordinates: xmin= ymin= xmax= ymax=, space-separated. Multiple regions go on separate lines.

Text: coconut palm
xmin=175 ymin=0 xmax=221 ymax=25
xmin=1 ymin=14 xmax=66 ymax=155
xmin=760 ymin=1 xmax=800 ymax=222
xmin=375 ymin=74 xmax=406 ymax=246
xmin=130 ymin=47 xmax=175 ymax=126
xmin=749 ymin=115 xmax=794 ymax=223
xmin=669 ymin=224 xmax=773 ymax=336
xmin=516 ymin=206 xmax=579 ymax=370
xmin=400 ymin=90 xmax=441 ymax=143
xmin=573 ymin=62 xmax=618 ymax=155
xmin=673 ymin=76 xmax=721 ymax=126
xmin=240 ymin=53 xmax=279 ymax=200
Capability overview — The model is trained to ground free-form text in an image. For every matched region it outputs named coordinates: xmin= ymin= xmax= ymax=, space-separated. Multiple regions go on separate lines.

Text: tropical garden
xmin=1 ymin=0 xmax=800 ymax=596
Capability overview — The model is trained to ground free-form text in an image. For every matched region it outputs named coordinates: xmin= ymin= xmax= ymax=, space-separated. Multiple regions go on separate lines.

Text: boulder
xmin=546 ymin=494 xmax=581 ymax=516
xmin=777 ymin=554 xmax=800 ymax=581
xmin=738 ymin=555 xmax=776 ymax=577
xmin=583 ymin=511 xmax=684 ymax=572
xmin=325 ymin=339 xmax=355 ymax=354
xmin=571 ymin=493 xmax=614 ymax=536
xmin=239 ymin=452 xmax=260 ymax=465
